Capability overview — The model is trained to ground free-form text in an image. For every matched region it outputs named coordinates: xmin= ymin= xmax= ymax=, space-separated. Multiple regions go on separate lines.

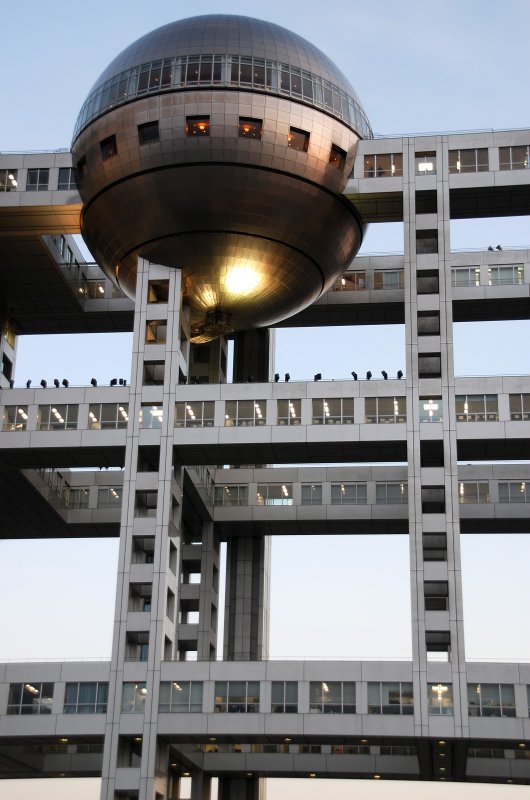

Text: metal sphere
xmin=72 ymin=15 xmax=371 ymax=337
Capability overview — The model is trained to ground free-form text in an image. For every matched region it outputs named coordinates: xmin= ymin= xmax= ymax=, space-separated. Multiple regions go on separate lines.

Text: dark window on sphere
xmin=77 ymin=157 xmax=88 ymax=178
xmin=288 ymin=127 xmax=310 ymax=152
xmin=329 ymin=144 xmax=347 ymax=169
xmin=239 ymin=117 xmax=262 ymax=139
xmin=100 ymin=135 xmax=117 ymax=161
xmin=186 ymin=116 xmax=210 ymax=136
xmin=138 ymin=121 xmax=160 ymax=145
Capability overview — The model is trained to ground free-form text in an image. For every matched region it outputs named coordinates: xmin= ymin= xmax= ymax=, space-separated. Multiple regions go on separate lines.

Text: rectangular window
xmin=97 ymin=486 xmax=122 ymax=508
xmin=455 ymin=394 xmax=498 ymax=422
xmin=257 ymin=484 xmax=293 ymax=506
xmin=333 ymin=271 xmax=366 ymax=291
xmin=376 ymin=482 xmax=408 ymax=504
xmin=424 ymin=580 xmax=449 ymax=611
xmin=448 ymin=148 xmax=489 ymax=173
xmin=498 ymin=481 xmax=529 ymax=503
xmin=374 ymin=270 xmax=404 ymax=289
xmin=271 ymin=681 xmax=298 ymax=713
xmin=415 ymin=151 xmax=436 ymax=175
xmin=364 ymin=153 xmax=402 ymax=177
xmin=365 ymin=396 xmax=406 ymax=423
xmin=238 ymin=117 xmax=262 ymax=139
xmin=459 ymin=481 xmax=490 ymax=504
xmin=2 ymin=405 xmax=28 ymax=431
xmin=214 ymin=681 xmax=260 ymax=713
xmin=138 ymin=120 xmax=160 ymax=144
xmin=175 ymin=400 xmax=215 ymax=428
xmin=499 ymin=145 xmax=529 ymax=170
xmin=100 ymin=135 xmax=117 ymax=160
xmin=288 ymin=126 xmax=309 ymax=152
xmin=423 ymin=532 xmax=447 ymax=562
xmin=329 ymin=144 xmax=346 ymax=170
xmin=64 ymin=682 xmax=108 ymax=714
xmin=7 ymin=682 xmax=54 ymax=715
xmin=417 ymin=311 xmax=440 ymax=335
xmin=213 ymin=485 xmax=248 ymax=506
xmin=147 ymin=279 xmax=169 ymax=303
xmin=0 ymin=169 xmax=18 ymax=191
xmin=301 ymin=483 xmax=322 ymax=505
xmin=509 ymin=393 xmax=530 ymax=421
xmin=26 ymin=168 xmax=49 ymax=191
xmin=417 ymin=269 xmax=439 ymax=294
xmin=416 ymin=230 xmax=438 ymax=254
xmin=488 ymin=265 xmax=524 ymax=285
xmin=452 ymin=267 xmax=481 ymax=287
xmin=186 ymin=116 xmax=210 ymax=136
xmin=159 ymin=681 xmax=203 ymax=712
xmin=37 ymin=404 xmax=78 ymax=431
xmin=143 ymin=361 xmax=165 ymax=385
xmin=89 ymin=403 xmax=128 ymax=429
xmin=140 ymin=403 xmax=163 ymax=428
xmin=121 ymin=682 xmax=147 ymax=713
xmin=428 ymin=683 xmax=454 ymax=715
xmin=277 ymin=399 xmax=301 ymax=425
xmin=146 ymin=319 xmax=167 ymax=344
xmin=135 ymin=490 xmax=157 ymax=517
xmin=225 ymin=399 xmax=266 ymax=426
xmin=419 ymin=396 xmax=443 ymax=422
xmin=309 ymin=681 xmax=355 ymax=713
xmin=367 ymin=682 xmax=413 ymax=714
xmin=57 ymin=167 xmax=77 ymax=190
xmin=467 ymin=683 xmax=515 ymax=717
xmin=418 ymin=353 xmax=441 ymax=378
xmin=312 ymin=397 xmax=354 ymax=424
xmin=421 ymin=485 xmax=445 ymax=513
xmin=330 ymin=483 xmax=367 ymax=505
xmin=66 ymin=487 xmax=90 ymax=509
xmin=83 ymin=278 xmax=105 ymax=298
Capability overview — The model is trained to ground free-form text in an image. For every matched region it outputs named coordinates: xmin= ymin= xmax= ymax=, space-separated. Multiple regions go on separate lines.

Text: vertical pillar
xmin=218 ymin=776 xmax=262 ymax=800
xmin=232 ymin=329 xmax=275 ymax=383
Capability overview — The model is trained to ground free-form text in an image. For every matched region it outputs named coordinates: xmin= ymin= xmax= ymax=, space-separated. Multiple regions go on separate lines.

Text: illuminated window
xmin=458 ymin=481 xmax=490 ymax=504
xmin=213 ymin=485 xmax=248 ymax=506
xmin=257 ymin=484 xmax=293 ymax=506
xmin=415 ymin=151 xmax=436 ymax=175
xmin=376 ymin=482 xmax=408 ymax=504
xmin=140 ymin=403 xmax=163 ymax=428
xmin=175 ymin=401 xmax=214 ymax=428
xmin=310 ymin=682 xmax=355 ymax=713
xmin=312 ymin=397 xmax=354 ymax=424
xmin=452 ymin=267 xmax=481 ymax=287
xmin=455 ymin=394 xmax=498 ymax=421
xmin=7 ymin=683 xmax=54 ymax=715
xmin=159 ymin=681 xmax=203 ymax=712
xmin=428 ymin=683 xmax=453 ymax=715
xmin=448 ymin=148 xmax=488 ymax=173
xmin=37 ymin=404 xmax=78 ymax=431
xmin=2 ymin=405 xmax=28 ymax=431
xmin=365 ymin=397 xmax=406 ymax=423
xmin=374 ymin=269 xmax=404 ymax=289
xmin=225 ymin=399 xmax=266 ymax=426
xmin=288 ymin=126 xmax=309 ymax=152
xmin=499 ymin=145 xmax=529 ymax=170
xmin=364 ymin=153 xmax=402 ymax=177
xmin=333 ymin=271 xmax=366 ymax=291
xmin=498 ymin=481 xmax=530 ymax=503
xmin=330 ymin=483 xmax=367 ymax=505
xmin=186 ymin=115 xmax=210 ymax=136
xmin=89 ymin=403 xmax=128 ymax=429
xmin=238 ymin=117 xmax=262 ymax=139
xmin=277 ymin=399 xmax=301 ymax=425
xmin=329 ymin=144 xmax=347 ymax=169
xmin=0 ymin=169 xmax=18 ymax=191
xmin=488 ymin=265 xmax=524 ymax=285
xmin=419 ymin=396 xmax=443 ymax=422
xmin=121 ymin=682 xmax=147 ymax=713
xmin=97 ymin=486 xmax=122 ymax=508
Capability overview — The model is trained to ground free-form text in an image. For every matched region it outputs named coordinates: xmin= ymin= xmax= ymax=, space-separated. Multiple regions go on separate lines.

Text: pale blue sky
xmin=1 ymin=1 xmax=530 ymax=798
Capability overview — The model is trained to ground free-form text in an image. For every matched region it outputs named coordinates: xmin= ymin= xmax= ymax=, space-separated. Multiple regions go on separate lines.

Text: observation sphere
xmin=72 ymin=14 xmax=371 ymax=339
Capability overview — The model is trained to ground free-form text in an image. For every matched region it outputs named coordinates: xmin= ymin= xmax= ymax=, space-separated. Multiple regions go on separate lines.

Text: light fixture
xmin=26 ymin=379 xmax=31 ymax=388
xmin=9 ymin=379 xmax=14 ymax=388
xmin=62 ymin=379 xmax=69 ymax=387
xmin=322 ymin=682 xmax=329 ymax=693
xmin=285 ymin=373 xmax=290 ymax=382
xmin=366 ymin=371 xmax=372 ymax=380
xmin=40 ymin=379 xmax=47 ymax=388
xmin=90 ymin=378 xmax=97 ymax=387
xmin=309 ymin=773 xmax=316 ymax=778
xmin=373 ymin=774 xmax=381 ymax=780
xmin=381 ymin=370 xmax=388 ymax=380
xmin=360 ymin=738 xmax=368 ymax=745
xmin=314 ymin=373 xmax=321 ymax=381
xmin=53 ymin=379 xmax=60 ymax=387
xmin=397 ymin=370 xmax=403 ymax=379
xmin=274 ymin=373 xmax=280 ymax=382
xmin=284 ymin=737 xmax=291 ymax=742
xmin=351 ymin=371 xmax=357 ymax=380
xmin=438 ymin=740 xmax=446 ymax=746
xmin=110 ymin=378 xmax=118 ymax=386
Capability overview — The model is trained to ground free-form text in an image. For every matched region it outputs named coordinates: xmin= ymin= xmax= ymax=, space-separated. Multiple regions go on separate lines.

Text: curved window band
xmin=73 ymin=54 xmax=372 ymax=142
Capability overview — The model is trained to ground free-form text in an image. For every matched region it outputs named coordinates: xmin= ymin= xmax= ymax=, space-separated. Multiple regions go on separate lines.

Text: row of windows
xmin=3 ymin=394 xmax=530 ymax=432
xmin=452 ymin=265 xmax=525 ymax=287
xmin=7 ymin=680 xmax=524 ymax=718
xmin=0 ymin=167 xmax=76 ymax=193
xmin=362 ymin=146 xmax=530 ymax=178
xmin=332 ymin=269 xmax=404 ymax=291
xmin=73 ymin=53 xmax=372 ymax=140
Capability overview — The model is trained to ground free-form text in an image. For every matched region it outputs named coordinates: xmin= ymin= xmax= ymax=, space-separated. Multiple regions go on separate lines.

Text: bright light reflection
xmin=225 ymin=265 xmax=261 ymax=296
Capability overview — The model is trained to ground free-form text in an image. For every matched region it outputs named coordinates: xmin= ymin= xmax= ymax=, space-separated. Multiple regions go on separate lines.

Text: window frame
xmin=63 ymin=682 xmax=108 ymax=714
xmin=309 ymin=681 xmax=356 ymax=714
xmin=214 ymin=681 xmax=260 ymax=713
xmin=365 ymin=396 xmax=406 ymax=423
xmin=2 ymin=405 xmax=28 ymax=431
xmin=7 ymin=682 xmax=54 ymax=715
xmin=37 ymin=404 xmax=79 ymax=431
xmin=455 ymin=394 xmax=498 ymax=422
xmin=175 ymin=400 xmax=215 ymax=428
xmin=367 ymin=681 xmax=414 ymax=715
xmin=271 ymin=681 xmax=298 ymax=713
xmin=312 ymin=397 xmax=354 ymax=425
xmin=225 ymin=399 xmax=266 ymax=426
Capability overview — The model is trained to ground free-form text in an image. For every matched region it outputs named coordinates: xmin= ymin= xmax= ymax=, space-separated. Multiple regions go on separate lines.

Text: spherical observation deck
xmin=72 ymin=14 xmax=371 ymax=340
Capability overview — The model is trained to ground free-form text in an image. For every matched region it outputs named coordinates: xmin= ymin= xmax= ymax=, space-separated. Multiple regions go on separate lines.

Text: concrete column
xmin=190 ymin=771 xmax=212 ymax=800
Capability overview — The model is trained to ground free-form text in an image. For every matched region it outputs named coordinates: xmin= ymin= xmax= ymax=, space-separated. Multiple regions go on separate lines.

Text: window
xmin=416 ymin=190 xmax=437 ymax=214
xmin=428 ymin=683 xmax=454 ymax=715
xmin=125 ymin=631 xmax=149 ymax=662
xmin=449 ymin=148 xmax=489 ymax=173
xmin=363 ymin=153 xmax=402 ymax=177
xmin=417 ymin=311 xmax=440 ymax=335
xmin=214 ymin=681 xmax=259 ymax=712
xmin=331 ymin=483 xmax=367 ymax=505
xmin=26 ymin=168 xmax=49 ymax=191
xmin=2 ymin=405 xmax=28 ymax=431
xmin=467 ymin=683 xmax=515 ymax=717
xmin=419 ymin=396 xmax=443 ymax=422
xmin=271 ymin=681 xmax=298 ymax=712
xmin=277 ymin=399 xmax=301 ymax=425
xmin=0 ymin=169 xmax=18 ymax=191
xmin=310 ymin=682 xmax=355 ymax=713
xmin=312 ymin=397 xmax=354 ymax=424
xmin=175 ymin=401 xmax=214 ymax=427
xmin=367 ymin=682 xmax=413 ymax=714
xmin=509 ymin=393 xmax=530 ymax=421
xmin=416 ymin=229 xmax=438 ymax=254
xmin=499 ymin=145 xmax=529 ymax=170
xmin=238 ymin=117 xmax=262 ymax=139
xmin=97 ymin=486 xmax=122 ymax=508
xmin=374 ymin=269 xmax=404 ymax=289
xmin=452 ymin=267 xmax=481 ymax=287
xmin=186 ymin=115 xmax=210 ymax=136
xmin=121 ymin=682 xmax=147 ymax=713
xmin=37 ymin=404 xmax=78 ymax=430
xmin=488 ymin=265 xmax=524 ymax=285
xmin=459 ymin=481 xmax=490 ymax=504
xmin=3 ymin=319 xmax=16 ymax=348
xmin=57 ymin=167 xmax=77 ymax=190
xmin=146 ymin=319 xmax=167 ymax=344
xmin=257 ymin=484 xmax=293 ymax=505
xmin=418 ymin=353 xmax=441 ymax=378
xmin=82 ymin=278 xmax=105 ymax=298
xmin=423 ymin=532 xmax=447 ymax=562
xmin=140 ymin=404 xmax=163 ymax=428
xmin=147 ymin=279 xmax=169 ymax=303
xmin=64 ymin=682 xmax=108 ymax=714
xmin=424 ymin=581 xmax=449 ymax=610
xmin=455 ymin=394 xmax=498 ymax=422
xmin=365 ymin=396 xmax=406 ymax=423
xmin=89 ymin=403 xmax=128 ymax=429
xmin=135 ymin=490 xmax=157 ymax=517
xmin=417 ymin=269 xmax=439 ymax=293
xmin=128 ymin=583 xmax=152 ymax=612
xmin=329 ymin=144 xmax=346 ymax=169
xmin=333 ymin=271 xmax=366 ymax=291
xmin=288 ymin=126 xmax=309 ymax=152
xmin=66 ymin=487 xmax=90 ymax=509
xmin=143 ymin=361 xmax=165 ymax=385
xmin=376 ymin=482 xmax=408 ymax=504
xmin=213 ymin=485 xmax=248 ymax=506
xmin=100 ymin=134 xmax=117 ymax=160
xmin=132 ymin=536 xmax=155 ymax=564
xmin=138 ymin=120 xmax=160 ymax=144
xmin=225 ymin=399 xmax=266 ymax=426
xmin=422 ymin=485 xmax=445 ymax=513
xmin=301 ymin=483 xmax=322 ymax=505
xmin=159 ymin=681 xmax=203 ymax=712
xmin=2 ymin=352 xmax=12 ymax=380
xmin=415 ymin=151 xmax=436 ymax=175
xmin=7 ymin=683 xmax=54 ymax=714
xmin=498 ymin=481 xmax=530 ymax=503
xmin=76 ymin=156 xmax=88 ymax=178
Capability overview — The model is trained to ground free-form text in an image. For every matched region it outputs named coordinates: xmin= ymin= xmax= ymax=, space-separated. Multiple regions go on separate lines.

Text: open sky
xmin=2 ymin=0 xmax=530 ymax=798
